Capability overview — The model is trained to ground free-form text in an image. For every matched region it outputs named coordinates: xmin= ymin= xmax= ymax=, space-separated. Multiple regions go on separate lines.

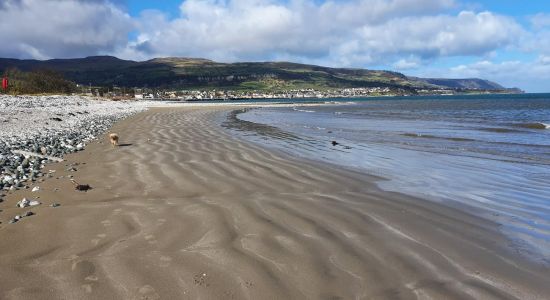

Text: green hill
xmin=0 ymin=56 xmax=514 ymax=92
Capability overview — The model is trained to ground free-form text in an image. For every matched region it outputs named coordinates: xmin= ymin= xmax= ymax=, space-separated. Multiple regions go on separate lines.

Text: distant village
xmin=78 ymin=85 xmax=513 ymax=101
xmin=133 ymin=87 xmax=399 ymax=100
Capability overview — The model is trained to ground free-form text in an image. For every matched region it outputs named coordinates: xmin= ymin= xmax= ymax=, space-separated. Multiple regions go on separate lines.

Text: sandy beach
xmin=1 ymin=106 xmax=549 ymax=299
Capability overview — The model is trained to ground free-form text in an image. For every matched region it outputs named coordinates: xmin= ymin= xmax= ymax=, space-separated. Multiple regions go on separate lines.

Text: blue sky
xmin=1 ymin=0 xmax=549 ymax=91
xmin=472 ymin=0 xmax=548 ymax=16
xmin=123 ymin=0 xmax=547 ymax=18
xmin=127 ymin=0 xmax=181 ymax=17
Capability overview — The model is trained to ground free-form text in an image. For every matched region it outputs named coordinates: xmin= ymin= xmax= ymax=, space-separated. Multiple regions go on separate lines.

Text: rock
xmin=32 ymin=186 xmax=40 ymax=192
xmin=23 ymin=211 xmax=34 ymax=217
xmin=0 ymin=96 xmax=147 ymax=192
xmin=71 ymin=179 xmax=91 ymax=191
xmin=16 ymin=198 xmax=30 ymax=208
xmin=3 ymin=176 xmax=14 ymax=185
xmin=75 ymin=184 xmax=91 ymax=191
xmin=331 ymin=141 xmax=339 ymax=146
xmin=16 ymin=198 xmax=41 ymax=208
xmin=51 ymin=203 xmax=60 ymax=207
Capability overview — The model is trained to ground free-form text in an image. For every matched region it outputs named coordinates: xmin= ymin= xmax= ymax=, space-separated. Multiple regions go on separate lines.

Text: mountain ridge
xmin=0 ymin=56 xmax=516 ymax=92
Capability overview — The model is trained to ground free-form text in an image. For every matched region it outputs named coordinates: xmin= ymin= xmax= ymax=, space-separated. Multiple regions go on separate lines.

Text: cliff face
xmin=409 ymin=77 xmax=505 ymax=90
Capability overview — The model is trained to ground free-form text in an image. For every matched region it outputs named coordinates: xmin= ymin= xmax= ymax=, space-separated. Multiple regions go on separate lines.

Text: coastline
xmin=231 ymin=97 xmax=550 ymax=263
xmin=0 ymin=106 xmax=549 ymax=299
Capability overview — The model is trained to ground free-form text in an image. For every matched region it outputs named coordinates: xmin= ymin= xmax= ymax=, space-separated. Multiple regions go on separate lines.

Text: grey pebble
xmin=0 ymin=95 xmax=146 ymax=192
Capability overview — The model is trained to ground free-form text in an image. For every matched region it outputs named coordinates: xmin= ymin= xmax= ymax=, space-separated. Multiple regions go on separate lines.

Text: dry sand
xmin=0 ymin=107 xmax=549 ymax=299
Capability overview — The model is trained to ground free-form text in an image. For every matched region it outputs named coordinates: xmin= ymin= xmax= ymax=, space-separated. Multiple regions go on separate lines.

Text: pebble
xmin=32 ymin=186 xmax=40 ymax=192
xmin=0 ymin=95 xmax=148 ymax=191
xmin=8 ymin=211 xmax=34 ymax=224
xmin=16 ymin=198 xmax=41 ymax=208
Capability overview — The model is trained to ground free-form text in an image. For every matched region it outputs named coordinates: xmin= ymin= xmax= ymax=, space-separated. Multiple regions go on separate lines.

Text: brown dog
xmin=109 ymin=133 xmax=119 ymax=146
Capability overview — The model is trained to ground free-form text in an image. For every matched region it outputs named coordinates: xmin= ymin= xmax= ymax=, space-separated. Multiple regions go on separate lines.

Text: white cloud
xmin=0 ymin=0 xmax=535 ymax=68
xmin=538 ymin=55 xmax=550 ymax=65
xmin=414 ymin=59 xmax=550 ymax=92
xmin=530 ymin=13 xmax=550 ymax=30
xmin=119 ymin=0 xmax=522 ymax=67
xmin=0 ymin=0 xmax=133 ymax=59
xmin=358 ymin=11 xmax=522 ymax=58
xmin=393 ymin=58 xmax=421 ymax=70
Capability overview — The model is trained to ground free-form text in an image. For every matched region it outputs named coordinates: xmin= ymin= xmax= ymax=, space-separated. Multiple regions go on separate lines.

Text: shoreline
xmin=0 ymin=95 xmax=333 ymax=194
xmin=228 ymin=104 xmax=550 ymax=264
xmin=1 ymin=106 xmax=549 ymax=299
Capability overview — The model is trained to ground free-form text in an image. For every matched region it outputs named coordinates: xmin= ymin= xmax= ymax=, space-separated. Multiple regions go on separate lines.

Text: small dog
xmin=109 ymin=133 xmax=119 ymax=146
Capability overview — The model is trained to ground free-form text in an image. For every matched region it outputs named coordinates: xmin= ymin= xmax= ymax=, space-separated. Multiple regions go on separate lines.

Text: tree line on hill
xmin=1 ymin=68 xmax=76 ymax=95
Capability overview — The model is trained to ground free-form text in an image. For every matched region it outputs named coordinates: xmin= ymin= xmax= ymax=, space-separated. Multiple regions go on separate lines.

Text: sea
xmin=223 ymin=93 xmax=550 ymax=263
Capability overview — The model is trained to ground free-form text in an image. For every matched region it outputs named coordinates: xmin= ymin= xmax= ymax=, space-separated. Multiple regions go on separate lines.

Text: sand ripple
xmin=0 ymin=107 xmax=549 ymax=299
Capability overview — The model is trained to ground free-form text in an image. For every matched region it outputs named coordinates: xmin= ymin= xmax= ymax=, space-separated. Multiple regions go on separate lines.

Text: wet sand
xmin=0 ymin=107 xmax=549 ymax=299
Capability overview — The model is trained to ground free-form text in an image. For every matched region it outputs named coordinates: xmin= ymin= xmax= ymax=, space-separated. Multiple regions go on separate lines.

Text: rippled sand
xmin=0 ymin=107 xmax=549 ymax=299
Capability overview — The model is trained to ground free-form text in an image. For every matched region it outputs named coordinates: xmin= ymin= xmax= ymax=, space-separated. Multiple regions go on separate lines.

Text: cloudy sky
xmin=0 ymin=0 xmax=549 ymax=91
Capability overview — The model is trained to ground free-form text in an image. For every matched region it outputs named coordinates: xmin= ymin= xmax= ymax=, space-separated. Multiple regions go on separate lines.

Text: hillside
xmin=408 ymin=77 xmax=505 ymax=90
xmin=0 ymin=56 xmax=513 ymax=92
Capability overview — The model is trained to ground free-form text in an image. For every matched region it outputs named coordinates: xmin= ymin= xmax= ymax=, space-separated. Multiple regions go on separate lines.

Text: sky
xmin=0 ymin=0 xmax=549 ymax=92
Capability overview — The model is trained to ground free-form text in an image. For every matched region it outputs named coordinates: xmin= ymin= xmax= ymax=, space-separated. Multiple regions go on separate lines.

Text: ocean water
xmin=224 ymin=93 xmax=550 ymax=263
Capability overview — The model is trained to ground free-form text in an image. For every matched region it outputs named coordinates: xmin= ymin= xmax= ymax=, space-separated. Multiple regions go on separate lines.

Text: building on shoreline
xmin=129 ymin=86 xmax=519 ymax=101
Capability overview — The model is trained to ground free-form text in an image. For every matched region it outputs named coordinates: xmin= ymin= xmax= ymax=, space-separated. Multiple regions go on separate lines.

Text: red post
xmin=1 ymin=77 xmax=8 ymax=90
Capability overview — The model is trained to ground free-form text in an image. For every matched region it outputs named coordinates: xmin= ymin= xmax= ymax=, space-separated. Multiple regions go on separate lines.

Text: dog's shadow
xmin=118 ymin=143 xmax=133 ymax=147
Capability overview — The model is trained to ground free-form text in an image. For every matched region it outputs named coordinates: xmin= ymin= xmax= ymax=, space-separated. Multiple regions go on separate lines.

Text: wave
xmin=513 ymin=122 xmax=550 ymax=130
xmin=401 ymin=133 xmax=476 ymax=142
xmin=477 ymin=127 xmax=524 ymax=133
xmin=323 ymin=101 xmax=357 ymax=104
xmin=302 ymin=125 xmax=326 ymax=130
xmin=292 ymin=107 xmax=315 ymax=113
xmin=333 ymin=111 xmax=368 ymax=116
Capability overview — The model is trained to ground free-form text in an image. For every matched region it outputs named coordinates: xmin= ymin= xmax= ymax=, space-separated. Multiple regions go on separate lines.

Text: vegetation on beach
xmin=1 ymin=68 xmax=76 ymax=95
